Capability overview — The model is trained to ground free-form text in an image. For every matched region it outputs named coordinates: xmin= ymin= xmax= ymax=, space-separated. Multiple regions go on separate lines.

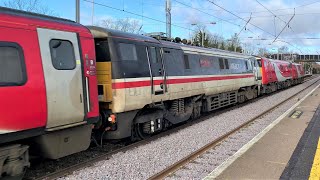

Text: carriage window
xmin=118 ymin=43 xmax=137 ymax=61
xmin=0 ymin=43 xmax=26 ymax=86
xmin=184 ymin=55 xmax=190 ymax=69
xmin=149 ymin=47 xmax=157 ymax=63
xmin=95 ymin=39 xmax=111 ymax=62
xmin=219 ymin=58 xmax=224 ymax=69
xmin=224 ymin=59 xmax=229 ymax=69
xmin=50 ymin=39 xmax=76 ymax=70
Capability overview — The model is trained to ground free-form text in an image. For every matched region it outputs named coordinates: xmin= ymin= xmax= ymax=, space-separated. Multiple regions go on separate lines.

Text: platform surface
xmin=213 ymin=86 xmax=320 ymax=179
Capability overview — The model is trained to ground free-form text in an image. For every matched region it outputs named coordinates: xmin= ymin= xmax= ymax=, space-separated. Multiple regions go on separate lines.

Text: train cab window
xmin=118 ymin=43 xmax=137 ymax=61
xmin=247 ymin=60 xmax=253 ymax=71
xmin=257 ymin=59 xmax=262 ymax=67
xmin=219 ymin=58 xmax=224 ymax=69
xmin=50 ymin=39 xmax=76 ymax=70
xmin=95 ymin=39 xmax=111 ymax=62
xmin=149 ymin=47 xmax=158 ymax=63
xmin=224 ymin=59 xmax=229 ymax=69
xmin=184 ymin=54 xmax=190 ymax=69
xmin=0 ymin=43 xmax=26 ymax=86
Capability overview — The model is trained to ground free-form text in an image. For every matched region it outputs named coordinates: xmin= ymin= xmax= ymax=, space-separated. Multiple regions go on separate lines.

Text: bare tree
xmin=4 ymin=0 xmax=57 ymax=16
xmin=278 ymin=46 xmax=289 ymax=54
xmin=208 ymin=34 xmax=224 ymax=49
xmin=100 ymin=17 xmax=143 ymax=34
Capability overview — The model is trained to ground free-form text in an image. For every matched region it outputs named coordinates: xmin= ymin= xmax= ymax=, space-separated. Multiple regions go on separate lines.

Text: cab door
xmin=37 ymin=28 xmax=85 ymax=129
xmin=250 ymin=58 xmax=261 ymax=80
xmin=146 ymin=46 xmax=167 ymax=101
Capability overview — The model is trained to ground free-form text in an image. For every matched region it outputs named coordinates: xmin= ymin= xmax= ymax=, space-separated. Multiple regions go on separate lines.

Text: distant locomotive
xmin=256 ymin=57 xmax=304 ymax=93
xmin=0 ymin=8 xmax=99 ymax=178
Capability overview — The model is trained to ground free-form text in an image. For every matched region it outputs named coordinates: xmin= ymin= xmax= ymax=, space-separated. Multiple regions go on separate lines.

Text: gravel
xmin=62 ymin=77 xmax=320 ymax=180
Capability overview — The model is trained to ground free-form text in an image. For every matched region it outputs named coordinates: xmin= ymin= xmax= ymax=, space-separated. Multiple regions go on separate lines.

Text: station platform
xmin=205 ymin=85 xmax=320 ymax=180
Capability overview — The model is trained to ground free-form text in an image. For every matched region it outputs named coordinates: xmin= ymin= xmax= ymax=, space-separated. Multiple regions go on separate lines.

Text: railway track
xmin=27 ymin=75 xmax=318 ymax=180
xmin=149 ymin=75 xmax=319 ymax=179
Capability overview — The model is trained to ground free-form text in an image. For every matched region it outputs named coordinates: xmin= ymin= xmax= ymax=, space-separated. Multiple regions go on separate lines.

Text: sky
xmin=1 ymin=0 xmax=320 ymax=55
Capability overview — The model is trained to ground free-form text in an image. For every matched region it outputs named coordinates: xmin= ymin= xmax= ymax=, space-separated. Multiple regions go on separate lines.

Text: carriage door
xmin=37 ymin=28 xmax=84 ymax=129
xmin=146 ymin=46 xmax=167 ymax=99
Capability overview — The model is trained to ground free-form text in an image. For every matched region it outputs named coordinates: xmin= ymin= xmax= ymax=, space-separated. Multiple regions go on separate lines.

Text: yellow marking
xmin=290 ymin=110 xmax=303 ymax=119
xmin=309 ymin=138 xmax=320 ymax=180
xmin=76 ymin=60 xmax=81 ymax=65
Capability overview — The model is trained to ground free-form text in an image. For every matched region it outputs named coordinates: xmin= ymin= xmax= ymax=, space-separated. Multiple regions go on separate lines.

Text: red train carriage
xmin=0 ymin=8 xmax=99 ymax=178
xmin=294 ymin=63 xmax=305 ymax=80
xmin=256 ymin=57 xmax=304 ymax=94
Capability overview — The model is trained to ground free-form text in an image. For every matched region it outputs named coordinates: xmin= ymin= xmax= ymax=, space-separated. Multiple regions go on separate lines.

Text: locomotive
xmin=91 ymin=26 xmax=260 ymax=140
xmin=90 ymin=27 xmax=304 ymax=141
xmin=0 ymin=7 xmax=99 ymax=178
xmin=256 ymin=57 xmax=304 ymax=93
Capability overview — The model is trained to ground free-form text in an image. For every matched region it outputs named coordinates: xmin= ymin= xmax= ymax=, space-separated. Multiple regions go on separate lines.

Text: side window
xmin=245 ymin=60 xmax=248 ymax=70
xmin=118 ymin=43 xmax=138 ymax=61
xmin=149 ymin=47 xmax=157 ymax=63
xmin=224 ymin=59 xmax=229 ymax=69
xmin=49 ymin=39 xmax=76 ymax=70
xmin=219 ymin=58 xmax=224 ymax=69
xmin=0 ymin=43 xmax=26 ymax=86
xmin=95 ymin=39 xmax=111 ymax=62
xmin=184 ymin=54 xmax=190 ymax=69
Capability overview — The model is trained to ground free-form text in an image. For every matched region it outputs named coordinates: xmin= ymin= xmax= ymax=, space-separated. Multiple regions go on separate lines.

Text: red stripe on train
xmin=112 ymin=74 xmax=254 ymax=89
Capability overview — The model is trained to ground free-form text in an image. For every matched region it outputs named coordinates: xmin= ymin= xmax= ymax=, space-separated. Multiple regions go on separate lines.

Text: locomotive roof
xmin=88 ymin=26 xmax=160 ymax=44
xmin=88 ymin=26 xmax=253 ymax=59
xmin=160 ymin=40 xmax=253 ymax=59
xmin=0 ymin=7 xmax=81 ymax=27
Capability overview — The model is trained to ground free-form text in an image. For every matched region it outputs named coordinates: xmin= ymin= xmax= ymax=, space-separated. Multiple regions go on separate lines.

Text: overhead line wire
xmin=172 ymin=0 xmax=241 ymax=27
xmin=83 ymin=0 xmax=197 ymax=33
xmin=206 ymin=0 xmax=275 ymax=37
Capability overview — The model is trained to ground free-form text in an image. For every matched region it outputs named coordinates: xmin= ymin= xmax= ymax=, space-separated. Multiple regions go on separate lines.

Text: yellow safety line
xmin=309 ymin=137 xmax=320 ymax=180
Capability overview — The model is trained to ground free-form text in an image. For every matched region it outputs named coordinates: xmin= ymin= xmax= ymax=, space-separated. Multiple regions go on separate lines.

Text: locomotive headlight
xmin=108 ymin=114 xmax=116 ymax=124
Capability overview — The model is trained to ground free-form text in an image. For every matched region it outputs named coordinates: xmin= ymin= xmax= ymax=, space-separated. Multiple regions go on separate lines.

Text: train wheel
xmin=135 ymin=123 xmax=151 ymax=140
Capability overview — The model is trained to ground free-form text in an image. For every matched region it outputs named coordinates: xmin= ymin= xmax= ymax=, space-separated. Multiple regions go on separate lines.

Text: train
xmin=0 ymin=7 xmax=304 ymax=178
xmin=91 ymin=27 xmax=304 ymax=140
